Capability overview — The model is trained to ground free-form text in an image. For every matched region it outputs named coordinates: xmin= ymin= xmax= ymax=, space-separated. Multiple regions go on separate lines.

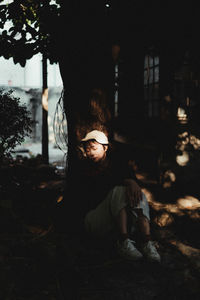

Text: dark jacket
xmin=55 ymin=143 xmax=140 ymax=234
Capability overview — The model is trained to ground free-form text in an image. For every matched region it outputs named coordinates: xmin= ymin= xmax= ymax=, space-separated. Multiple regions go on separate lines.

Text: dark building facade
xmin=56 ymin=1 xmax=200 ymax=174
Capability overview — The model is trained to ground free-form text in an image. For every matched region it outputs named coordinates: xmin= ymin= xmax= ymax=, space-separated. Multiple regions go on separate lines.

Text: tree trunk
xmin=42 ymin=54 xmax=49 ymax=164
xmin=57 ymin=1 xmax=116 ymax=174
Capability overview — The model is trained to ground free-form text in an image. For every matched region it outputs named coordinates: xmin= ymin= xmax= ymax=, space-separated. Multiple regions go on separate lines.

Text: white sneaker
xmin=117 ymin=238 xmax=143 ymax=261
xmin=142 ymin=241 xmax=161 ymax=263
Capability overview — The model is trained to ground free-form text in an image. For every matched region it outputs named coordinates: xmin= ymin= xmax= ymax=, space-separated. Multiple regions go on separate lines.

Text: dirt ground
xmin=0 ymin=155 xmax=200 ymax=300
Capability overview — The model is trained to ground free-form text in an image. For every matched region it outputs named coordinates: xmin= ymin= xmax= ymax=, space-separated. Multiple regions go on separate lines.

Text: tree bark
xmin=57 ymin=2 xmax=115 ymax=174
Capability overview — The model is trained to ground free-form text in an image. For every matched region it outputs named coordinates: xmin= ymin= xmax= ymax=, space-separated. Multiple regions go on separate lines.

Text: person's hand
xmin=124 ymin=179 xmax=142 ymax=208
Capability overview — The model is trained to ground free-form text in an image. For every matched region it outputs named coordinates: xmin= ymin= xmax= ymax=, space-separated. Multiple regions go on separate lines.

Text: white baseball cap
xmin=81 ymin=130 xmax=109 ymax=144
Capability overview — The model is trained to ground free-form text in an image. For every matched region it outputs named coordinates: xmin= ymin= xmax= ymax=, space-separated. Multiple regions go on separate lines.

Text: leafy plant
xmin=0 ymin=0 xmax=60 ymax=66
xmin=0 ymin=89 xmax=33 ymax=160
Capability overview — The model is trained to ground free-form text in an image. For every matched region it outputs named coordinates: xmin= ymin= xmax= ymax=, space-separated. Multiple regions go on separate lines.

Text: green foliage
xmin=0 ymin=89 xmax=33 ymax=159
xmin=0 ymin=0 xmax=61 ymax=66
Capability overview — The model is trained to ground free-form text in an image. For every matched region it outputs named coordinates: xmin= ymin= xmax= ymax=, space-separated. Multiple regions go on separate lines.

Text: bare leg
xmin=135 ymin=209 xmax=151 ymax=243
xmin=135 ymin=209 xmax=161 ymax=262
xmin=116 ymin=207 xmax=151 ymax=241
xmin=116 ymin=207 xmax=143 ymax=260
xmin=116 ymin=207 xmax=129 ymax=240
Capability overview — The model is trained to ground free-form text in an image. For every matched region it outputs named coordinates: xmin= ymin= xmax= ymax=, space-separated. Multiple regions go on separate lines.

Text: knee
xmin=110 ymin=186 xmax=127 ymax=217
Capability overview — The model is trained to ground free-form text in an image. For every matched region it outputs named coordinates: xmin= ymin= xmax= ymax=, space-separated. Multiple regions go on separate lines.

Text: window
xmin=114 ymin=63 xmax=119 ymax=117
xmin=144 ymin=55 xmax=160 ymax=117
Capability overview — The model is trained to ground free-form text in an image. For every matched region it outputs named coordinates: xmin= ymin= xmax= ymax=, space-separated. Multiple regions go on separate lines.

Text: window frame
xmin=144 ymin=54 xmax=160 ymax=117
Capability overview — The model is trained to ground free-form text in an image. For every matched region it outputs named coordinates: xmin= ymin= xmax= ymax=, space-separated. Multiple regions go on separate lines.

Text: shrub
xmin=0 ymin=89 xmax=33 ymax=160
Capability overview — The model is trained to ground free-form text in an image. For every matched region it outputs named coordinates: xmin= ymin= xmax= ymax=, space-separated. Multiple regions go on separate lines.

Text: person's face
xmin=85 ymin=141 xmax=107 ymax=162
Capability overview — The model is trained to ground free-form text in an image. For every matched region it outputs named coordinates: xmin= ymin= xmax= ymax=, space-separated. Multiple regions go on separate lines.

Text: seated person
xmin=63 ymin=130 xmax=161 ymax=263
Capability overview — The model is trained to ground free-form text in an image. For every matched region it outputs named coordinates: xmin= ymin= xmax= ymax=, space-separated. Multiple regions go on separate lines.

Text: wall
xmin=0 ymin=54 xmax=64 ymax=145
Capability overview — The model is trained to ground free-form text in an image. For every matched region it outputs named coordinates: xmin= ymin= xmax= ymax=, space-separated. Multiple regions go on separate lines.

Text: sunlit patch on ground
xmin=177 ymin=196 xmax=200 ymax=210
xmin=161 ymin=170 xmax=176 ymax=188
xmin=141 ymin=184 xmax=200 ymax=273
xmin=154 ymin=212 xmax=174 ymax=227
xmin=175 ymin=131 xmax=200 ymax=167
xmin=176 ymin=151 xmax=189 ymax=166
xmin=38 ymin=180 xmax=64 ymax=190
xmin=137 ymin=173 xmax=158 ymax=185
xmin=56 ymin=195 xmax=63 ymax=203
xmin=27 ymin=224 xmax=54 ymax=236
xmin=169 ymin=240 xmax=200 ymax=270
xmin=177 ymin=107 xmax=188 ymax=124
xmin=142 ymin=188 xmax=200 ymax=226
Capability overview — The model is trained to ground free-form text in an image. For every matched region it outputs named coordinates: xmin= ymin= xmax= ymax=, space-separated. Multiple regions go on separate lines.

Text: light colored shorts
xmin=84 ymin=186 xmax=150 ymax=238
